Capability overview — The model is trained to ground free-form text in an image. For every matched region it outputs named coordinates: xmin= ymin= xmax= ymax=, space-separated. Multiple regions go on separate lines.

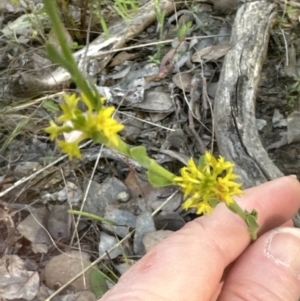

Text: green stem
xmin=228 ymin=201 xmax=258 ymax=240
xmin=228 ymin=201 xmax=247 ymax=219
xmin=107 ymin=137 xmax=176 ymax=186
xmin=43 ymin=0 xmax=101 ymax=110
xmin=148 ymin=160 xmax=176 ymax=182
xmin=111 ymin=138 xmax=132 ymax=157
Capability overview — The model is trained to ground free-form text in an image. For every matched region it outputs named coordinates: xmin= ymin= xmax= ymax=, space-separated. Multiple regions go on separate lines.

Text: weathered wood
xmin=214 ymin=1 xmax=283 ymax=189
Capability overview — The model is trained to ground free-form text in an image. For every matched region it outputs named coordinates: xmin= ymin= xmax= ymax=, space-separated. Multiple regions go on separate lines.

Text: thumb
xmin=218 ymin=227 xmax=300 ymax=301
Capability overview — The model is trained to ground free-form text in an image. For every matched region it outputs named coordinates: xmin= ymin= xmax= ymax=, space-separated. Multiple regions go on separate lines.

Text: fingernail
xmin=289 ymin=175 xmax=298 ymax=179
xmin=265 ymin=228 xmax=300 ymax=278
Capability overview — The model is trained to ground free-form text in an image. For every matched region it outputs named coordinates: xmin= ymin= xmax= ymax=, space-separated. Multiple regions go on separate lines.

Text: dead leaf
xmin=110 ymin=51 xmax=140 ymax=67
xmin=172 ymin=72 xmax=193 ymax=92
xmin=124 ymin=170 xmax=148 ymax=199
xmin=0 ymin=255 xmax=39 ymax=300
xmin=17 ymin=207 xmax=52 ymax=253
xmin=192 ymin=44 xmax=230 ymax=62
xmin=134 ymin=90 xmax=174 ymax=113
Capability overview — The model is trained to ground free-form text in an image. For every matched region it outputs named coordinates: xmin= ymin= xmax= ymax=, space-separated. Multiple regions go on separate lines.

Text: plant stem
xmin=228 ymin=201 xmax=258 ymax=240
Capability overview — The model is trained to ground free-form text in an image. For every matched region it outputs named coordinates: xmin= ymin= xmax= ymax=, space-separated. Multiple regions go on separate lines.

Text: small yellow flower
xmin=81 ymin=92 xmax=106 ymax=111
xmin=58 ymin=93 xmax=80 ymax=122
xmin=45 ymin=120 xmax=64 ymax=140
xmin=95 ymin=107 xmax=124 ymax=145
xmin=174 ymin=152 xmax=243 ymax=214
xmin=45 ymin=92 xmax=124 ymax=159
xmin=57 ymin=139 xmax=82 ymax=159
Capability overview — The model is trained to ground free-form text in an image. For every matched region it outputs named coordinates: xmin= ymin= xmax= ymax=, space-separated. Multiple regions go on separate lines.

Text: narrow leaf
xmin=130 ymin=146 xmax=152 ymax=168
xmin=147 ymin=169 xmax=174 ymax=187
xmin=68 ymin=210 xmax=118 ymax=226
xmin=90 ymin=268 xmax=109 ymax=298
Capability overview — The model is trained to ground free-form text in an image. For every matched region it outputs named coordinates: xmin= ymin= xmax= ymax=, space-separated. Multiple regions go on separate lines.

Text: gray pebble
xmin=99 ymin=232 xmax=123 ymax=259
xmin=103 ymin=208 xmax=137 ymax=238
xmin=150 ymin=193 xmax=181 ymax=212
xmin=133 ymin=212 xmax=156 ymax=256
xmin=83 ymin=177 xmax=129 ymax=216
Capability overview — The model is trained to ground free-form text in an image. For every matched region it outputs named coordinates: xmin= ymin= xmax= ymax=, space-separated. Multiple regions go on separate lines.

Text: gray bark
xmin=214 ymin=1 xmax=283 ymax=189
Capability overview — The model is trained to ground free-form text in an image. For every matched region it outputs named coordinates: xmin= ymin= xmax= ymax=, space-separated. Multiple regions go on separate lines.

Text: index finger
xmin=100 ymin=176 xmax=300 ymax=301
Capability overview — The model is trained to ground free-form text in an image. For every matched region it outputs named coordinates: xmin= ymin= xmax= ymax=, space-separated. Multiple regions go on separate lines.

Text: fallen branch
xmin=213 ymin=1 xmax=283 ymax=189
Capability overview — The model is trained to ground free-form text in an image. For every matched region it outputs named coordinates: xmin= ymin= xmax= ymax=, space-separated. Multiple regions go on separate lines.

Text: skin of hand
xmin=100 ymin=176 xmax=300 ymax=301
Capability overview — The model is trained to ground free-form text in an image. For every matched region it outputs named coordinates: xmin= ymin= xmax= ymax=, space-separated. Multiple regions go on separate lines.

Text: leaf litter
xmin=0 ymin=0 xmax=300 ymax=300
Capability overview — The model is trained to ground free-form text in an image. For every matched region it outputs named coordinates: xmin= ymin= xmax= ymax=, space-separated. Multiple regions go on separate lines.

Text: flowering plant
xmin=43 ymin=0 xmax=259 ymax=240
xmin=46 ymin=93 xmax=124 ymax=159
xmin=175 ymin=153 xmax=259 ymax=239
xmin=174 ymin=153 xmax=243 ymax=214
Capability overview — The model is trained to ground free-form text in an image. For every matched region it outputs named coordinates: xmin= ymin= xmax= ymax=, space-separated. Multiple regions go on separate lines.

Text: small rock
xmin=17 ymin=207 xmax=52 ymax=251
xmin=133 ymin=212 xmax=156 ymax=255
xmin=150 ymin=193 xmax=181 ymax=212
xmin=44 ymin=251 xmax=91 ymax=292
xmin=57 ymin=181 xmax=83 ymax=205
xmin=83 ymin=177 xmax=129 ymax=216
xmin=102 ymin=208 xmax=136 ymax=238
xmin=166 ymin=129 xmax=186 ymax=150
xmin=272 ymin=109 xmax=287 ymax=128
xmin=47 ymin=204 xmax=71 ymax=240
xmin=99 ymin=232 xmax=123 ymax=259
xmin=13 ymin=161 xmax=41 ymax=178
xmin=117 ymin=191 xmax=130 ymax=203
xmin=256 ymin=118 xmax=267 ymax=131
xmin=154 ymin=212 xmax=185 ymax=231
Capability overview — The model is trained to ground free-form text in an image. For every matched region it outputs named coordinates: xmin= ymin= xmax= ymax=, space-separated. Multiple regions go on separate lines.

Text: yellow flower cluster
xmin=45 ymin=93 xmax=124 ymax=159
xmin=174 ymin=152 xmax=243 ymax=214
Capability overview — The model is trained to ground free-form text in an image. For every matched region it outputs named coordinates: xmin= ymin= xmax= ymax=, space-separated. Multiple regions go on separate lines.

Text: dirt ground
xmin=0 ymin=0 xmax=300 ymax=300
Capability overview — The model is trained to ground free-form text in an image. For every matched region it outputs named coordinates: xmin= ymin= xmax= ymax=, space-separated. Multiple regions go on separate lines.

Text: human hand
xmin=100 ymin=176 xmax=300 ymax=301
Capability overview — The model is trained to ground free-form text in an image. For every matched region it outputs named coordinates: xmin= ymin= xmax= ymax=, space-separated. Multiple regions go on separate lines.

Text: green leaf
xmin=46 ymin=44 xmax=72 ymax=70
xmin=90 ymin=268 xmax=109 ymax=298
xmin=43 ymin=99 xmax=60 ymax=113
xmin=43 ymin=1 xmax=103 ymax=111
xmin=129 ymin=146 xmax=176 ymax=187
xmin=198 ymin=155 xmax=205 ymax=168
xmin=177 ymin=21 xmax=192 ymax=41
xmin=130 ymin=146 xmax=152 ymax=168
xmin=68 ymin=210 xmax=119 ymax=226
xmin=207 ymin=198 xmax=219 ymax=208
xmin=99 ymin=16 xmax=109 ymax=36
xmin=246 ymin=211 xmax=259 ymax=240
xmin=248 ymin=209 xmax=258 ymax=219
xmin=147 ymin=169 xmax=174 ymax=187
